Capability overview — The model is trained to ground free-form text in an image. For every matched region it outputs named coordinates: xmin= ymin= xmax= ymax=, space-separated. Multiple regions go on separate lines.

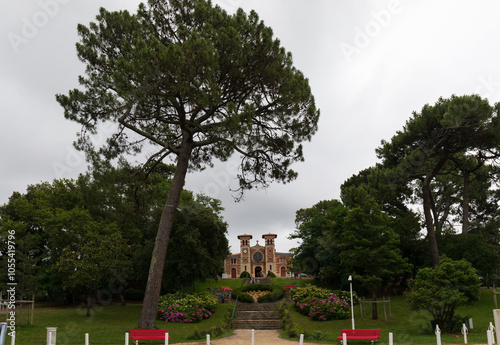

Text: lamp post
xmin=348 ymin=275 xmax=355 ymax=329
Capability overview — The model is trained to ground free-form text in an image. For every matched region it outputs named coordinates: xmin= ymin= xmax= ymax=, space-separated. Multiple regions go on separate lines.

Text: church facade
xmin=224 ymin=234 xmax=292 ymax=278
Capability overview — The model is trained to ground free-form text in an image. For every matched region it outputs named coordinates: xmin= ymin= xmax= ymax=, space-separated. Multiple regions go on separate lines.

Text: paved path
xmin=182 ymin=329 xmax=329 ymax=345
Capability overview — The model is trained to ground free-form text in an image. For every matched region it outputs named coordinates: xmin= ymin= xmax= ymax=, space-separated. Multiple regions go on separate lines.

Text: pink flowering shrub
xmin=295 ymin=294 xmax=350 ymax=321
xmin=157 ymin=304 xmax=212 ymax=323
xmin=157 ymin=292 xmax=217 ymax=323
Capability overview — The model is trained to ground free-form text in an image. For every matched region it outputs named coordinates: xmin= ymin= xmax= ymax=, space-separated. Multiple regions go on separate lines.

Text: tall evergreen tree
xmin=56 ymin=0 xmax=319 ymax=327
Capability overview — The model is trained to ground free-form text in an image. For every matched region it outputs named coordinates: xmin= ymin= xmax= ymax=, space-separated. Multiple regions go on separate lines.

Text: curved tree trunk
xmin=462 ymin=171 xmax=470 ymax=235
xmin=423 ymin=183 xmax=440 ymax=267
xmin=138 ymin=139 xmax=193 ymax=329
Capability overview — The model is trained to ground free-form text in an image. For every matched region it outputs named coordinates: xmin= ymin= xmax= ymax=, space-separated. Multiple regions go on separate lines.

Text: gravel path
xmin=181 ymin=329 xmax=329 ymax=345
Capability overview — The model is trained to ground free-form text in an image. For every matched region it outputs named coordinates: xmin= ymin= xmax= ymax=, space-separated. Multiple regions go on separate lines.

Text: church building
xmin=224 ymin=233 xmax=292 ymax=278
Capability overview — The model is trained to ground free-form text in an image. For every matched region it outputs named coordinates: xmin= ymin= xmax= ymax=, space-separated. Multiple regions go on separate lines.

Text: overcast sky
xmin=2 ymin=0 xmax=500 ymax=254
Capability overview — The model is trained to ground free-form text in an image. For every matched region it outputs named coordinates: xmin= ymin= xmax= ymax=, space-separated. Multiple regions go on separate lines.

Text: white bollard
xmin=435 ymin=324 xmax=442 ymax=345
xmin=165 ymin=332 xmax=169 ymax=345
xmin=489 ymin=330 xmax=494 ymax=345
xmin=462 ymin=323 xmax=469 ymax=344
xmin=46 ymin=327 xmax=57 ymax=345
xmin=125 ymin=332 xmax=129 ymax=345
xmin=85 ymin=333 xmax=89 ymax=345
xmin=299 ymin=333 xmax=304 ymax=345
xmin=494 ymin=310 xmax=500 ymax=345
xmin=206 ymin=333 xmax=210 ymax=345
xmin=252 ymin=329 xmax=255 ymax=345
xmin=343 ymin=332 xmax=347 ymax=345
xmin=389 ymin=332 xmax=393 ymax=345
xmin=490 ymin=322 xmax=496 ymax=344
xmin=10 ymin=332 xmax=15 ymax=345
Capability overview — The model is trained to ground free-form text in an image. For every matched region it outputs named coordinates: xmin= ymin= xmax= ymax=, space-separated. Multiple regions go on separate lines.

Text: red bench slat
xmin=336 ymin=329 xmax=381 ymax=342
xmin=130 ymin=329 xmax=170 ymax=341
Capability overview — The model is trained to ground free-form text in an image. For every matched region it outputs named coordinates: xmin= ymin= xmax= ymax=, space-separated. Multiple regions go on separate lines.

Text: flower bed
xmin=232 ymin=283 xmax=285 ymax=303
xmin=291 ymin=284 xmax=351 ymax=321
xmin=157 ymin=292 xmax=217 ymax=323
xmin=247 ymin=290 xmax=270 ymax=302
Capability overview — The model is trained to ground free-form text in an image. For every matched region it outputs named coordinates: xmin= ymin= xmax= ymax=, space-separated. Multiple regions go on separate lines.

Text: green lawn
xmin=5 ymin=280 xmax=497 ymax=345
xmin=7 ymin=302 xmax=234 ymax=345
xmin=279 ymin=288 xmax=497 ymax=344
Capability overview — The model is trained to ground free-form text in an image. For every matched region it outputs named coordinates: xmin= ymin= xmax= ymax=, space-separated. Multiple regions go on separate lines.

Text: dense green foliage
xmin=239 ymin=271 xmax=251 ymax=279
xmin=0 ymin=166 xmax=229 ymax=302
xmin=376 ymin=95 xmax=500 ymax=266
xmin=406 ymin=256 xmax=481 ymax=332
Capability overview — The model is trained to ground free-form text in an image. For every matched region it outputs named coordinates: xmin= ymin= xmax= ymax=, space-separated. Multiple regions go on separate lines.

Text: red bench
xmin=285 ymin=285 xmax=295 ymax=289
xmin=130 ymin=329 xmax=170 ymax=345
xmin=337 ymin=329 xmax=381 ymax=344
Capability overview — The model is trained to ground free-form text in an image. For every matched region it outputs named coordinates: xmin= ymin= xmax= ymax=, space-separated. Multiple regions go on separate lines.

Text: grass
xmin=279 ymin=288 xmax=497 ymax=344
xmin=6 ymin=301 xmax=234 ymax=345
xmin=5 ymin=280 xmax=497 ymax=344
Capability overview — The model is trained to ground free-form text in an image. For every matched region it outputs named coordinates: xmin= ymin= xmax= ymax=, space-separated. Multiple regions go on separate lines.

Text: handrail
xmin=230 ymin=296 xmax=239 ymax=328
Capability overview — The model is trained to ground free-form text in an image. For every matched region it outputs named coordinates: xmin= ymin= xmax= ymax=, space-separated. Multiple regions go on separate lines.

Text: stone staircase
xmin=233 ymin=302 xmax=282 ymax=330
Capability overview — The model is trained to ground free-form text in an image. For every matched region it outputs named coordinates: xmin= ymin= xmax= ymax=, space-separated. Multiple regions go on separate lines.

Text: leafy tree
xmin=339 ymin=186 xmax=411 ymax=320
xmin=162 ymin=195 xmax=229 ymax=292
xmin=54 ymin=232 xmax=132 ymax=316
xmin=440 ymin=233 xmax=499 ymax=288
xmin=376 ymin=95 xmax=500 ymax=266
xmin=56 ymin=0 xmax=319 ymax=328
xmin=341 ymin=166 xmax=425 ymax=276
xmin=288 ymin=200 xmax=347 ymax=281
xmin=406 ymin=256 xmax=481 ymax=332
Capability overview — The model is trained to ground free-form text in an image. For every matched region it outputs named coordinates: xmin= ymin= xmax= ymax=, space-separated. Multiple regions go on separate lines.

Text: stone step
xmin=237 ymin=302 xmax=279 ymax=311
xmin=233 ymin=319 xmax=282 ymax=330
xmin=237 ymin=310 xmax=280 ymax=320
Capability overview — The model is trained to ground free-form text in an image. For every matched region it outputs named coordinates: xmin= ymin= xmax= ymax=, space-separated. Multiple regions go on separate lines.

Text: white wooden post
xmin=165 ymin=332 xmax=168 ymax=345
xmin=488 ymin=330 xmax=494 ymax=345
xmin=299 ymin=334 xmax=304 ymax=345
xmin=343 ymin=332 xmax=347 ymax=345
xmin=206 ymin=334 xmax=210 ymax=345
xmin=494 ymin=309 xmax=500 ymax=345
xmin=125 ymin=332 xmax=129 ymax=345
xmin=389 ymin=332 xmax=393 ymax=345
xmin=10 ymin=333 xmax=14 ymax=345
xmin=435 ymin=324 xmax=442 ymax=345
xmin=47 ymin=332 xmax=52 ymax=345
xmin=489 ymin=322 xmax=496 ymax=344
xmin=85 ymin=333 xmax=89 ymax=345
xmin=462 ymin=323 xmax=468 ymax=344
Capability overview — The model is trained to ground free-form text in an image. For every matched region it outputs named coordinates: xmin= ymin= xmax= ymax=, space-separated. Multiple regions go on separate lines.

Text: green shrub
xmin=258 ymin=287 xmax=285 ymax=303
xmin=291 ymin=283 xmax=357 ymax=305
xmin=233 ymin=283 xmax=285 ymax=303
xmin=307 ymin=330 xmax=325 ymax=340
xmin=158 ymin=291 xmax=218 ymax=313
xmin=240 ymin=271 xmax=251 ymax=279
xmin=267 ymin=271 xmax=276 ymax=278
xmin=405 ymin=256 xmax=481 ymax=332
xmin=231 ymin=288 xmax=254 ymax=303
